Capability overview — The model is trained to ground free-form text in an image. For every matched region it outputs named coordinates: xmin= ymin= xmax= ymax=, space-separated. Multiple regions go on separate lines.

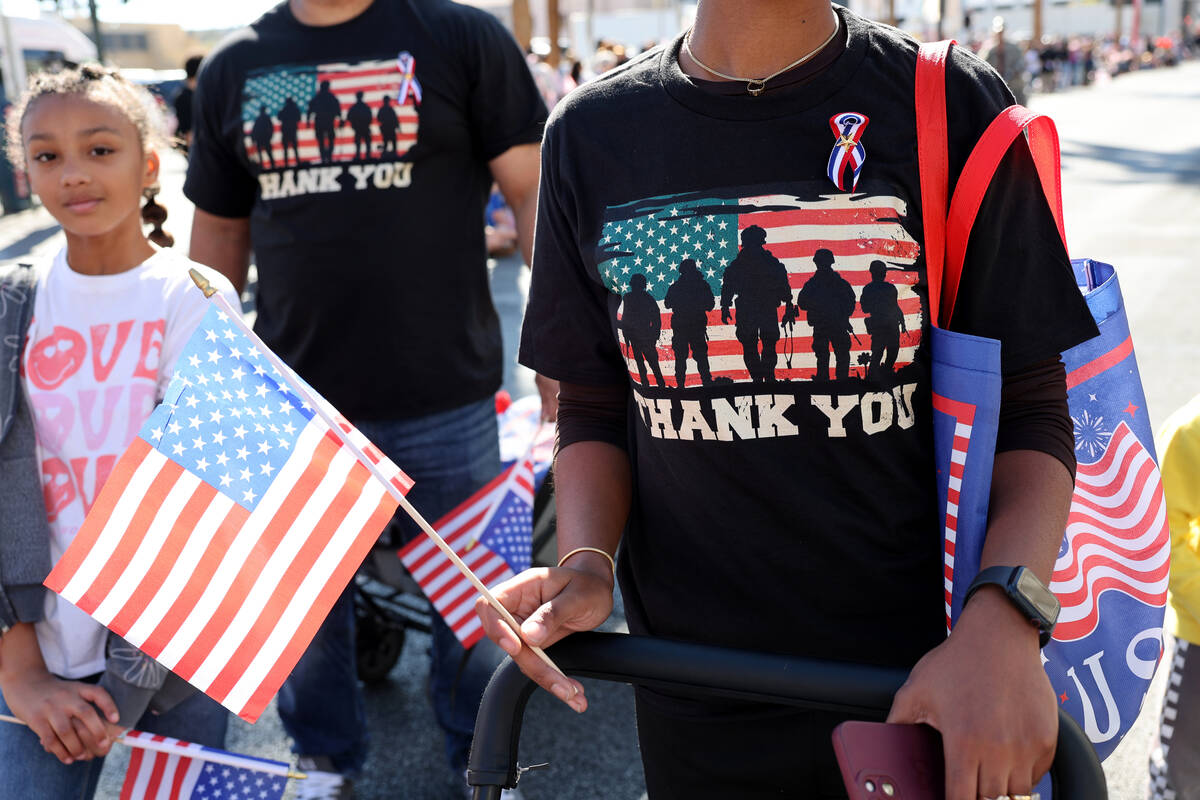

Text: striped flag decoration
xmin=597 ymin=193 xmax=922 ymax=386
xmin=399 ymin=457 xmax=535 ymax=648
xmin=120 ymin=732 xmax=288 ymax=800
xmin=44 ymin=304 xmax=412 ymax=722
xmin=1050 ymin=420 xmax=1170 ymax=641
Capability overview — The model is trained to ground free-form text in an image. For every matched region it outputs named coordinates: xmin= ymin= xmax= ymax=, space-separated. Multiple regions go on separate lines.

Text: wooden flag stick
xmin=0 ymin=715 xmax=307 ymax=780
xmin=188 ymin=270 xmax=570 ymax=685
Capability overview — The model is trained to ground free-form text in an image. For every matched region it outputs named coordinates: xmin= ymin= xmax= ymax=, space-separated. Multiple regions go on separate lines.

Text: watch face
xmin=1016 ymin=568 xmax=1061 ymax=624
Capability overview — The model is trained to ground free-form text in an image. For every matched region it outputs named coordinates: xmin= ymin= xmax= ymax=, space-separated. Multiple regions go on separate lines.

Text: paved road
xmin=2 ymin=58 xmax=1196 ymax=800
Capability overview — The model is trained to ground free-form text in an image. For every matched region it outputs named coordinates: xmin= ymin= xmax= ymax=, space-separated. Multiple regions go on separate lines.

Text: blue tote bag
xmin=918 ymin=42 xmax=1170 ymax=764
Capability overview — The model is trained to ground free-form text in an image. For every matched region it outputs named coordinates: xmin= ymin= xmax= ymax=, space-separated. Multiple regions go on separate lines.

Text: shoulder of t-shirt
xmin=544 ymin=47 xmax=664 ymax=140
xmin=945 ymin=43 xmax=1015 ymax=130
xmin=409 ymin=0 xmax=519 ymax=52
xmin=145 ymin=252 xmax=240 ymax=308
xmin=195 ymin=5 xmax=289 ymax=83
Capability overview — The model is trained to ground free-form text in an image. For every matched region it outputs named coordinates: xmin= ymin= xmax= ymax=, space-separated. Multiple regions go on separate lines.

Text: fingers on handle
xmin=475 ymin=596 xmax=587 ymax=712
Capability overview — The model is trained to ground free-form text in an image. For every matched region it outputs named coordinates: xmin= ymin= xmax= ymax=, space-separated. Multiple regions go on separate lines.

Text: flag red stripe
xmin=1065 ymin=335 xmax=1134 ymax=390
xmin=139 ymin=501 xmax=252 ymax=660
xmin=172 ymin=435 xmax=341 ymax=680
xmin=108 ymin=482 xmax=219 ymax=638
xmin=403 ymin=511 xmax=490 ymax=574
xmin=144 ymin=748 xmax=168 ymax=799
xmin=767 ymin=238 xmax=921 ymax=261
xmin=425 ymin=545 xmax=500 ymax=605
xmin=75 ymin=463 xmax=184 ymax=615
xmin=238 ymin=492 xmax=395 ymax=722
xmin=45 ymin=438 xmax=153 ymax=592
xmin=1070 ymin=455 xmax=1157 ymax=513
xmin=320 ymin=66 xmax=403 ymax=81
xmin=752 ymin=206 xmax=908 ymax=228
xmin=206 ymin=460 xmax=373 ymax=702
xmin=120 ymin=747 xmax=145 ymax=800
xmin=169 ymin=754 xmax=191 ymax=798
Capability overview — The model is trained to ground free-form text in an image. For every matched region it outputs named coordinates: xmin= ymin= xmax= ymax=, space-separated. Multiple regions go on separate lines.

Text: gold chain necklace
xmin=682 ymin=14 xmax=840 ymax=96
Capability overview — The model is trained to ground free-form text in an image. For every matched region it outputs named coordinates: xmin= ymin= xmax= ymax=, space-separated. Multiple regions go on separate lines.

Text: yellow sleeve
xmin=1160 ymin=396 xmax=1200 ymax=642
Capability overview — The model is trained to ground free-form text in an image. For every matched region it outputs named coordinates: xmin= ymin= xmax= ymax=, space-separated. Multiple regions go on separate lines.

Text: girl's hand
xmin=2 ymin=670 xmax=121 ymax=763
xmin=475 ymin=564 xmax=615 ymax=712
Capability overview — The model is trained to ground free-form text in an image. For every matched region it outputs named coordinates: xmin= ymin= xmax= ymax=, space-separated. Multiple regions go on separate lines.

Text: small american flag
xmin=45 ymin=305 xmax=412 ymax=722
xmin=120 ymin=732 xmax=288 ymax=800
xmin=400 ymin=457 xmax=535 ymax=648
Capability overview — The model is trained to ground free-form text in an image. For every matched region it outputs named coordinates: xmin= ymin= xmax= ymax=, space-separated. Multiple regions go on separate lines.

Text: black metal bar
xmin=467 ymin=631 xmax=1107 ymax=799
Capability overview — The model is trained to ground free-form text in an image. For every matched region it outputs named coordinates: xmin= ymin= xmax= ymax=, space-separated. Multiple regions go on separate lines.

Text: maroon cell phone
xmin=831 ymin=721 xmax=945 ymax=800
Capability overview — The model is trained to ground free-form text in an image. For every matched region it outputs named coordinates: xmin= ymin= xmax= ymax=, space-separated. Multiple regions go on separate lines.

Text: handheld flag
xmin=44 ymin=304 xmax=411 ymax=722
xmin=120 ymin=731 xmax=289 ymax=800
xmin=400 ymin=456 xmax=535 ymax=648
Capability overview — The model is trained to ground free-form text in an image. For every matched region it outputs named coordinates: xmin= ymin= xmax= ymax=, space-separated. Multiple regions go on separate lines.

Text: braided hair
xmin=5 ymin=63 xmax=174 ymax=247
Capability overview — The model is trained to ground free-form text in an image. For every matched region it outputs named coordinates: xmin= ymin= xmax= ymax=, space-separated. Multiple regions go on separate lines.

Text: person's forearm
xmin=511 ymin=188 xmax=537 ymax=268
xmin=0 ymin=623 xmax=49 ymax=685
xmin=188 ymin=209 xmax=253 ymax=293
xmin=980 ymin=449 xmax=1074 ymax=583
xmin=554 ymin=440 xmax=631 ymax=579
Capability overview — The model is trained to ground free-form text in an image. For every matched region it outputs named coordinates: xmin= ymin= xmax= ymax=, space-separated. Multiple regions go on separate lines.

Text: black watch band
xmin=964 ymin=565 xmax=1060 ymax=648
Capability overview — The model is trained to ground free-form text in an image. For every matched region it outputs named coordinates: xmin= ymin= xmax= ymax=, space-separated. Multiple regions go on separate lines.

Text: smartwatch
xmin=964 ymin=565 xmax=1060 ymax=648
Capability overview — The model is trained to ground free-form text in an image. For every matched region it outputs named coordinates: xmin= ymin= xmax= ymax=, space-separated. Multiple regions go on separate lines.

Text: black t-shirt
xmin=519 ymin=9 xmax=1097 ymax=674
xmin=185 ymin=0 xmax=547 ymax=419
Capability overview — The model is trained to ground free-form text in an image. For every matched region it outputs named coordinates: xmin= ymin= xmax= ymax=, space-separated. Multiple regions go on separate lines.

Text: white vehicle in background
xmin=1 ymin=12 xmax=98 ymax=101
xmin=0 ymin=12 xmax=97 ymax=213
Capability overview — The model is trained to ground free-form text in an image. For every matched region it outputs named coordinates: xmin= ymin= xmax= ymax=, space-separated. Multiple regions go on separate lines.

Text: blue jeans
xmin=277 ymin=396 xmax=505 ymax=774
xmin=0 ymin=679 xmax=227 ymax=799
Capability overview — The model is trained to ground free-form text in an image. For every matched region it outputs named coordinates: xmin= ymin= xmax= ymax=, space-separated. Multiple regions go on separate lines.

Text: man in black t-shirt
xmin=184 ymin=0 xmax=550 ymax=793
xmin=478 ymin=2 xmax=1098 ymax=798
xmin=172 ymin=54 xmax=202 ymax=153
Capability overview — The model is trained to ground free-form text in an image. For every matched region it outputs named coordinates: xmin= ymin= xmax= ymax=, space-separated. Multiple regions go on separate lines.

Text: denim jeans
xmin=276 ymin=395 xmax=505 ymax=774
xmin=0 ymin=679 xmax=227 ymax=799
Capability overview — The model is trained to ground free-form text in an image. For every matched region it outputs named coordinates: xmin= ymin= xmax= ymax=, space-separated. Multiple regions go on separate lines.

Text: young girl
xmin=0 ymin=65 xmax=240 ymax=797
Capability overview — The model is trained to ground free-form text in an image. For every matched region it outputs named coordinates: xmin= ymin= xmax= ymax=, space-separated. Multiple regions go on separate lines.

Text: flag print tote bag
xmin=917 ymin=41 xmax=1170 ymax=764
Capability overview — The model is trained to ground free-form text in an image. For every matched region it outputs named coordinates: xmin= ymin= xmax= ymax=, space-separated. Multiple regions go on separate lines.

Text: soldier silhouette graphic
xmin=306 ymin=80 xmax=342 ymax=163
xmin=719 ymin=225 xmax=795 ymax=383
xmin=664 ymin=258 xmax=714 ymax=387
xmin=251 ymin=105 xmax=276 ymax=170
xmin=377 ymin=95 xmax=400 ymax=156
xmin=860 ymin=259 xmax=905 ymax=378
xmin=278 ymin=96 xmax=302 ymax=167
xmin=347 ymin=90 xmax=373 ymax=160
xmin=621 ymin=273 xmax=666 ymax=387
xmin=797 ymin=247 xmax=856 ymax=381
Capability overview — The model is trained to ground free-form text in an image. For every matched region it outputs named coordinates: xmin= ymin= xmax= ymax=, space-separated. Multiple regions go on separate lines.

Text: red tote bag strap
xmin=941 ymin=107 xmax=1069 ymax=325
xmin=915 ymin=40 xmax=954 ymax=328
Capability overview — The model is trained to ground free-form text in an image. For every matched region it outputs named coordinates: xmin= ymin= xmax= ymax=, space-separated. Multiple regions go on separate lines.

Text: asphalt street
xmin=1 ymin=57 xmax=1196 ymax=800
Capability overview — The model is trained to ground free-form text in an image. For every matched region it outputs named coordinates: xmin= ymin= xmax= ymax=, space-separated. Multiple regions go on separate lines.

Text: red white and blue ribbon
xmin=397 ymin=51 xmax=422 ymax=106
xmin=827 ymin=112 xmax=869 ymax=192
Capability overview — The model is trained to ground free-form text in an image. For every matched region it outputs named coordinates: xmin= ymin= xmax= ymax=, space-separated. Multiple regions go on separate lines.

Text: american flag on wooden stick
xmin=44 ymin=304 xmax=412 ymax=723
xmin=400 ymin=456 xmax=535 ymax=648
xmin=120 ymin=731 xmax=289 ymax=800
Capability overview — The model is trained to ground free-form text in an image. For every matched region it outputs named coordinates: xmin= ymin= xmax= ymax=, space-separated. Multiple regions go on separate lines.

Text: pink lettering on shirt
xmin=27 ymin=326 xmax=87 ymax=390
xmin=132 ymin=320 xmax=165 ymax=381
xmin=42 ymin=457 xmax=76 ymax=522
xmin=89 ymin=320 xmax=134 ymax=382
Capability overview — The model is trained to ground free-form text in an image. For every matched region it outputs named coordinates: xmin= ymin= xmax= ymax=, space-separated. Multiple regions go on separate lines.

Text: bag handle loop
xmin=916 ymin=42 xmax=1069 ymax=329
xmin=915 ymin=40 xmax=953 ymax=329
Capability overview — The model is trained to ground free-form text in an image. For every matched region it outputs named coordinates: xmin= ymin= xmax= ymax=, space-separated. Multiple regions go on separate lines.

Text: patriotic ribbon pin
xmin=397 ymin=51 xmax=423 ymax=107
xmin=826 ymin=112 xmax=869 ymax=193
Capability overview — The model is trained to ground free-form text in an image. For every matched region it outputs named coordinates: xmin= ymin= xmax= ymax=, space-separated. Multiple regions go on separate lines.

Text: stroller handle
xmin=466 ymin=631 xmax=1106 ymax=799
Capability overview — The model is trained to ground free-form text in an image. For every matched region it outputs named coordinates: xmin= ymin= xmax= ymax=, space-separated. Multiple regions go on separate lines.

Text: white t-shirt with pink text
xmin=23 ymin=247 xmax=239 ymax=679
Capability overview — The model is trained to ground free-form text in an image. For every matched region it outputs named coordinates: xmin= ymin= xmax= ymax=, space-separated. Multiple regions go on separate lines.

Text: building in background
xmin=65 ymin=19 xmax=207 ymax=70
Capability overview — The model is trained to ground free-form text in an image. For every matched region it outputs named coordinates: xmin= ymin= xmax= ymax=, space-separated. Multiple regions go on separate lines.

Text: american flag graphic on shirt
xmin=597 ymin=191 xmax=923 ymax=386
xmin=241 ymin=56 xmax=420 ymax=168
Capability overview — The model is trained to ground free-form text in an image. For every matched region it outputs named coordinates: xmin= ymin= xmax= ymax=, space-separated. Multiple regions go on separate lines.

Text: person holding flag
xmin=0 ymin=66 xmax=238 ymax=797
xmin=478 ymin=0 xmax=1100 ymax=798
